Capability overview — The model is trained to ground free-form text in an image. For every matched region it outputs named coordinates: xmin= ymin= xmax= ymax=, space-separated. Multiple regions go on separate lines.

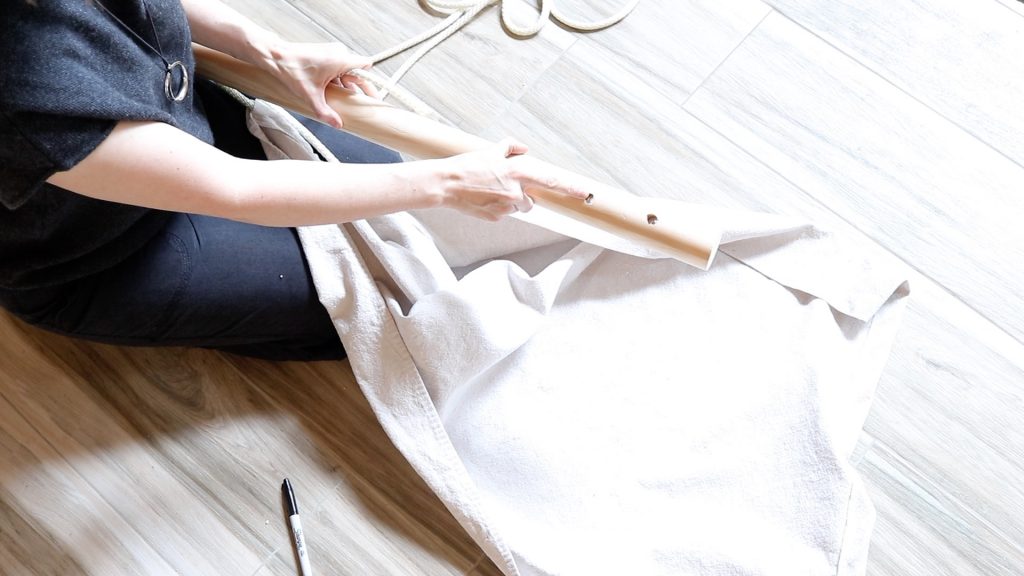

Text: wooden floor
xmin=3 ymin=0 xmax=1023 ymax=574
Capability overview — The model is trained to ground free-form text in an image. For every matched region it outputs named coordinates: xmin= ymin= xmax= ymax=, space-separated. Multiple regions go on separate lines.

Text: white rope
xmin=376 ymin=3 xmax=489 ymax=90
xmin=351 ymin=0 xmax=640 ymax=115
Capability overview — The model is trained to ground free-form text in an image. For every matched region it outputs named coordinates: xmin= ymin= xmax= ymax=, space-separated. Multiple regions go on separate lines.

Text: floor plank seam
xmin=276 ymin=0 xmax=357 ymax=46
xmin=679 ymin=96 xmax=1024 ymax=351
xmin=759 ymin=1 xmax=1024 ymax=174
xmin=249 ymin=545 xmax=284 ymax=576
xmin=995 ymin=0 xmax=1024 ymax=17
xmin=866 ymin=436 xmax=1024 ymax=559
xmin=466 ymin=552 xmax=488 ymax=573
xmin=213 ymin=366 xmax=381 ymax=493
xmin=480 ymin=35 xmax=581 ymax=139
xmin=0 ymin=390 xmax=180 ymax=573
xmin=678 ymin=7 xmax=772 ymax=109
xmin=211 ymin=361 xmax=477 ymax=563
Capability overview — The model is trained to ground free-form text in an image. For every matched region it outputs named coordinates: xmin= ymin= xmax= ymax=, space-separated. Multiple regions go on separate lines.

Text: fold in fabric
xmin=247 ymin=99 xmax=909 ymax=576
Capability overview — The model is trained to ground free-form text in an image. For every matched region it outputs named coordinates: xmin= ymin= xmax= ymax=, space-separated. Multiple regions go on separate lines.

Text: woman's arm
xmin=47 ymin=2 xmax=586 ymax=224
xmin=179 ymin=0 xmax=374 ymax=128
xmin=46 ymin=121 xmax=583 ymax=225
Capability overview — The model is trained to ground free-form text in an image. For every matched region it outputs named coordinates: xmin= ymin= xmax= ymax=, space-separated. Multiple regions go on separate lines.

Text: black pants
xmin=3 ymin=84 xmax=401 ymax=361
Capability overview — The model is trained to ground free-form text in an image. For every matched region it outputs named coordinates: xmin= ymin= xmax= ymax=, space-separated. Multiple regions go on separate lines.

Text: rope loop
xmin=359 ymin=1 xmax=640 ymax=113
xmin=418 ymin=0 xmax=641 ymax=38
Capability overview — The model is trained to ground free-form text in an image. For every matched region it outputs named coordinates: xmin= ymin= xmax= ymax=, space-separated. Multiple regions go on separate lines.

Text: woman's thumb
xmin=499 ymin=138 xmax=529 ymax=157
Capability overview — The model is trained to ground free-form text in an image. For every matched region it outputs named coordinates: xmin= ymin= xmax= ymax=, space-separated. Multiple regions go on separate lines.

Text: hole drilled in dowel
xmin=647 ymin=213 xmax=659 ymax=225
xmin=584 ymin=193 xmax=594 ymax=205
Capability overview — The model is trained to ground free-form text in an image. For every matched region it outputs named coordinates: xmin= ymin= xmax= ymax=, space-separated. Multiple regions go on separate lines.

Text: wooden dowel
xmin=192 ymin=44 xmax=720 ymax=268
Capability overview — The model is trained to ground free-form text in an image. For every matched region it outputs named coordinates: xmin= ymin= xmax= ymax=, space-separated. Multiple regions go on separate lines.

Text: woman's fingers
xmin=500 ymin=139 xmax=529 ymax=157
xmin=339 ymin=71 xmax=379 ymax=98
xmin=492 ymin=140 xmax=534 ymax=214
xmin=309 ymin=85 xmax=344 ymax=128
xmin=515 ymin=192 xmax=535 ymax=213
xmin=441 ymin=137 xmax=594 ymax=221
xmin=348 ymin=76 xmax=379 ymax=98
xmin=272 ymin=41 xmax=383 ymax=127
xmin=513 ymin=157 xmax=591 ymax=201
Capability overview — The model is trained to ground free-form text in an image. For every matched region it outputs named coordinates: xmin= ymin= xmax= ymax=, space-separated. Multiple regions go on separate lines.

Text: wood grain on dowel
xmin=192 ymin=44 xmax=720 ymax=268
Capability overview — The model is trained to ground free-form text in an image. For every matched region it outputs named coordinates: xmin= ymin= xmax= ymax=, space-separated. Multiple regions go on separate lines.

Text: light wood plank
xmin=467 ymin=553 xmax=506 ymax=576
xmin=223 ymin=355 xmax=492 ymax=573
xmin=0 ymin=391 xmax=178 ymax=574
xmin=284 ymin=0 xmax=440 ymax=55
xmin=993 ymin=0 xmax=1024 ymax=18
xmin=554 ymin=0 xmax=770 ymax=102
xmin=1 ymin=311 xmax=488 ymax=575
xmin=256 ymin=550 xmax=490 ymax=576
xmin=683 ymin=11 xmax=1024 ymax=344
xmin=0 ymin=459 xmax=89 ymax=576
xmin=259 ymin=479 xmax=471 ymax=575
xmin=859 ymin=273 xmax=1024 ymax=561
xmin=0 ymin=320 xmax=273 ymax=574
xmin=220 ymin=0 xmax=335 ymax=43
xmin=860 ymin=435 xmax=1024 ymax=576
xmin=479 ymin=39 xmax=774 ymax=207
xmin=285 ymin=0 xmax=576 ymax=134
xmin=762 ymin=0 xmax=1024 ymax=166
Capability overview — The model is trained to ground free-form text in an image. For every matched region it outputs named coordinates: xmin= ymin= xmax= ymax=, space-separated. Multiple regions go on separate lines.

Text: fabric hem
xmin=830 ymin=281 xmax=909 ymax=575
xmin=241 ymin=98 xmax=523 ymax=574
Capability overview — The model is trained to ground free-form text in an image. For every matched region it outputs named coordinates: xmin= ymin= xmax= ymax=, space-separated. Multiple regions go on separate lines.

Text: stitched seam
xmin=148 ymin=231 xmax=194 ymax=338
xmin=833 ymin=481 xmax=857 ymax=576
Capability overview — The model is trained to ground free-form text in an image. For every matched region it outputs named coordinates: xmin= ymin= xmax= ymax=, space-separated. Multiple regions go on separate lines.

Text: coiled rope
xmin=349 ymin=0 xmax=640 ymax=116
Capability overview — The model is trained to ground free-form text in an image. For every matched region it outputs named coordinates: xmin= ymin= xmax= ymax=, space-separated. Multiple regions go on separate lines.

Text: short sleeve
xmin=0 ymin=0 xmax=210 ymax=210
xmin=0 ymin=0 xmax=210 ymax=291
xmin=0 ymin=110 xmax=114 ymax=210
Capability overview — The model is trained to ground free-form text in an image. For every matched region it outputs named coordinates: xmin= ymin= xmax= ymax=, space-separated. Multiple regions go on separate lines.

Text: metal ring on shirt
xmin=164 ymin=61 xmax=189 ymax=102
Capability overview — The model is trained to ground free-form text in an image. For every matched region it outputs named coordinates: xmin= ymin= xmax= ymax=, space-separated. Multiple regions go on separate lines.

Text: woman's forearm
xmin=222 ymin=156 xmax=448 ymax=226
xmin=47 ymin=121 xmax=549 ymax=226
xmin=48 ymin=121 xmax=446 ymax=226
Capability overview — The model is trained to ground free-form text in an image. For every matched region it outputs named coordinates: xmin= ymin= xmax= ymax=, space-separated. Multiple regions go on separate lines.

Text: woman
xmin=0 ymin=0 xmax=584 ymax=360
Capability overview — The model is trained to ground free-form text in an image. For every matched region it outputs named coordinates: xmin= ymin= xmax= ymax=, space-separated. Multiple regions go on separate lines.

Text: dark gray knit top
xmin=0 ymin=0 xmax=214 ymax=289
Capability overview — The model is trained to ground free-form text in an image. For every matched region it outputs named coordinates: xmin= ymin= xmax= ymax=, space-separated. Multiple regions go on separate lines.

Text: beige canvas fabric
xmin=247 ymin=99 xmax=908 ymax=576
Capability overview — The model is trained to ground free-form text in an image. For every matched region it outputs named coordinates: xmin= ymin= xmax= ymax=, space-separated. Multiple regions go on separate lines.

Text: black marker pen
xmin=282 ymin=478 xmax=312 ymax=576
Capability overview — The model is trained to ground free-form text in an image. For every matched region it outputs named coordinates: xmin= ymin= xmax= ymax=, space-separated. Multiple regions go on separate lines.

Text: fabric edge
xmin=239 ymin=101 xmax=523 ymax=575
xmin=832 ymin=280 xmax=910 ymax=575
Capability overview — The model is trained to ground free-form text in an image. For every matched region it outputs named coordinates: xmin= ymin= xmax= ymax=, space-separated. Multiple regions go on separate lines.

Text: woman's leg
xmin=4 ymin=86 xmax=402 ymax=361
xmin=294 ymin=114 xmax=403 ymax=164
xmin=9 ymin=212 xmax=345 ymax=361
xmin=199 ymin=77 xmax=403 ymax=166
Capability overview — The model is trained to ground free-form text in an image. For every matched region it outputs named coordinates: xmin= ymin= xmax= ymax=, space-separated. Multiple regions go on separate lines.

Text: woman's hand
xmin=439 ymin=140 xmax=591 ymax=221
xmin=260 ymin=42 xmax=378 ymax=129
xmin=180 ymin=1 xmax=377 ymax=128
